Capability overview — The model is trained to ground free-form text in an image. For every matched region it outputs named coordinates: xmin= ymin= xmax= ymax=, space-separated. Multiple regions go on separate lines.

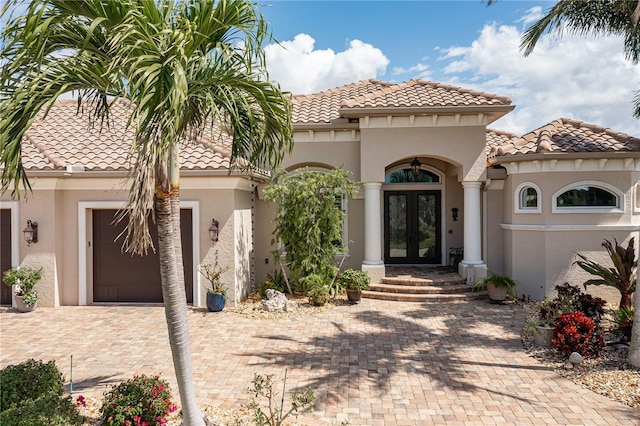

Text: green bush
xmin=101 ymin=374 xmax=176 ymax=426
xmin=0 ymin=359 xmax=83 ymax=426
xmin=302 ymin=274 xmax=330 ymax=306
xmin=336 ymin=269 xmax=370 ymax=292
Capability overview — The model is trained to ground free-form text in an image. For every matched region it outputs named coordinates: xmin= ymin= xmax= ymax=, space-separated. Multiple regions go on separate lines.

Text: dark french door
xmin=384 ymin=190 xmax=441 ymax=264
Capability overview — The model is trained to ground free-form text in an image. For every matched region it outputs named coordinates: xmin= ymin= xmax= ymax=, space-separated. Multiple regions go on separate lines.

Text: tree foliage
xmin=1 ymin=1 xmax=293 ymax=424
xmin=264 ymin=168 xmax=359 ymax=282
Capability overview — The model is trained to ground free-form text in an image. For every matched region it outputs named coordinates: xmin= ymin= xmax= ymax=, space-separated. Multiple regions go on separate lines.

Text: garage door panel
xmin=93 ymin=209 xmax=193 ymax=303
xmin=0 ymin=209 xmax=12 ymax=305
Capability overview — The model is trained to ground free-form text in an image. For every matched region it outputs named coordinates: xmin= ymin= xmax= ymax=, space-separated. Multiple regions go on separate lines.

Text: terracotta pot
xmin=346 ymin=289 xmax=362 ymax=304
xmin=15 ymin=295 xmax=37 ymax=313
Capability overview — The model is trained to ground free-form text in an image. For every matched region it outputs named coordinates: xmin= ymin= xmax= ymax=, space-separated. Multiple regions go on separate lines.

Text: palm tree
xmin=486 ymin=0 xmax=640 ymax=117
xmin=0 ymin=1 xmax=293 ymax=424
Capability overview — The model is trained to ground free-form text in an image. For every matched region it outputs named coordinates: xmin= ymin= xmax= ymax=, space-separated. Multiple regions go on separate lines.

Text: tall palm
xmin=486 ymin=0 xmax=640 ymax=117
xmin=0 ymin=0 xmax=293 ymax=424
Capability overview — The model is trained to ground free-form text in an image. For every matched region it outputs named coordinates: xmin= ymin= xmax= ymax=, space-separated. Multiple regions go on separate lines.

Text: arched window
xmin=514 ymin=182 xmax=541 ymax=213
xmin=634 ymin=181 xmax=640 ymax=213
xmin=553 ymin=181 xmax=623 ymax=213
xmin=385 ymin=168 xmax=441 ymax=183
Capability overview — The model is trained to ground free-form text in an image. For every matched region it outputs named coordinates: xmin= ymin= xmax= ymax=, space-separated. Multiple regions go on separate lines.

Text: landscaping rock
xmin=260 ymin=289 xmax=295 ymax=312
xmin=569 ymin=352 xmax=584 ymax=365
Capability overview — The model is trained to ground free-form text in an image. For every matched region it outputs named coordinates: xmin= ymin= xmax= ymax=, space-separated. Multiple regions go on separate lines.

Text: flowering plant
xmin=199 ymin=263 xmax=230 ymax=299
xmin=100 ymin=374 xmax=176 ymax=426
xmin=2 ymin=266 xmax=42 ymax=307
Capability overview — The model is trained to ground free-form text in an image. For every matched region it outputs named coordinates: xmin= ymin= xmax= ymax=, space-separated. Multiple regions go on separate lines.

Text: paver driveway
xmin=1 ymin=299 xmax=638 ymax=425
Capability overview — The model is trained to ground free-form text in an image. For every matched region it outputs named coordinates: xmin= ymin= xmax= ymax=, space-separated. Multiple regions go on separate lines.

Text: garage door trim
xmin=78 ymin=200 xmax=201 ymax=307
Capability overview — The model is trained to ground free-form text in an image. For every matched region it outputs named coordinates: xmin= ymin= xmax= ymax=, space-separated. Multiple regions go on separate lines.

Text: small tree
xmin=263 ymin=167 xmax=359 ymax=284
xmin=574 ymin=237 xmax=637 ymax=309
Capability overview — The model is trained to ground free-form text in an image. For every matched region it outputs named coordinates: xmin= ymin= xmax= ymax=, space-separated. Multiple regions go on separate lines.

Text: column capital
xmin=462 ymin=181 xmax=483 ymax=189
xmin=363 ymin=182 xmax=383 ymax=190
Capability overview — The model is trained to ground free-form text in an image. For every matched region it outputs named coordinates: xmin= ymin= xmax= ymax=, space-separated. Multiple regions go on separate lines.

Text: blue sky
xmin=1 ymin=1 xmax=638 ymax=136
xmin=258 ymin=1 xmax=640 ymax=136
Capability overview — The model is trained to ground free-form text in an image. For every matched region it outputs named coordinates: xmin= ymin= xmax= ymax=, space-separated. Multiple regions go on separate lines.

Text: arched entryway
xmin=383 ymin=160 xmax=444 ymax=265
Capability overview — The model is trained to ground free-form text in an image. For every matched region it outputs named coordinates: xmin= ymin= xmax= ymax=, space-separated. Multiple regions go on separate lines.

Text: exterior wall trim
xmin=78 ymin=200 xmax=201 ymax=306
xmin=501 ymin=224 xmax=638 ymax=231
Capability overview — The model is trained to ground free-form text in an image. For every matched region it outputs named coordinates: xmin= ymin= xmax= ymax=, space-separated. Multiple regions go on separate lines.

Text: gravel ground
xmin=78 ymin=297 xmax=639 ymax=425
xmin=520 ymin=301 xmax=639 ymax=409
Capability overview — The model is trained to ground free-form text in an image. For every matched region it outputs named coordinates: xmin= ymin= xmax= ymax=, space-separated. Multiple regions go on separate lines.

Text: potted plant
xmin=471 ymin=272 xmax=517 ymax=302
xmin=336 ymin=268 xmax=370 ymax=304
xmin=2 ymin=267 xmax=42 ymax=312
xmin=199 ymin=263 xmax=230 ymax=312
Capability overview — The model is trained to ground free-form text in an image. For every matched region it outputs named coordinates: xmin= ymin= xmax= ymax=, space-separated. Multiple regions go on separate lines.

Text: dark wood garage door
xmin=0 ymin=209 xmax=12 ymax=305
xmin=93 ymin=209 xmax=193 ymax=303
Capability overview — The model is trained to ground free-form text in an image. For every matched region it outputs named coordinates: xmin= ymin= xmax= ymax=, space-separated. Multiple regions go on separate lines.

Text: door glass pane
xmin=418 ymin=194 xmax=436 ymax=259
xmin=388 ymin=195 xmax=407 ymax=258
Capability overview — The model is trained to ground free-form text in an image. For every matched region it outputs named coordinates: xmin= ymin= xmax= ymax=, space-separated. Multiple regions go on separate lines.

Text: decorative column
xmin=361 ymin=182 xmax=385 ymax=283
xmin=460 ymin=181 xmax=486 ymax=283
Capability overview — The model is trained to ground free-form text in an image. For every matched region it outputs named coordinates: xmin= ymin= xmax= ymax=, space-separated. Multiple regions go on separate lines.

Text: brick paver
xmin=1 ymin=299 xmax=638 ymax=425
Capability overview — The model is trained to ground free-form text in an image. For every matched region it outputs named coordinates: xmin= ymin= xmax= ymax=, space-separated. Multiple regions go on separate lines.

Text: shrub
xmin=552 ymin=311 xmax=605 ymax=357
xmin=100 ymin=374 xmax=176 ymax=426
xmin=301 ymin=274 xmax=329 ymax=306
xmin=613 ymin=306 xmax=634 ymax=342
xmin=575 ymin=293 xmax=607 ymax=324
xmin=0 ymin=359 xmax=83 ymax=426
xmin=245 ymin=371 xmax=315 ymax=426
xmin=336 ymin=269 xmax=370 ymax=292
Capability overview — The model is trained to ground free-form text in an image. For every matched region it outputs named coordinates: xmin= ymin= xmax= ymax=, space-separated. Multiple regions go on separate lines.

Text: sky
xmin=257 ymin=0 xmax=640 ymax=137
xmin=1 ymin=1 xmax=638 ymax=137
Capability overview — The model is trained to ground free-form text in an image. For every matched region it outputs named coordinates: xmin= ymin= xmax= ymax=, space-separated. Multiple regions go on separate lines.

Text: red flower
xmin=75 ymin=395 xmax=86 ymax=407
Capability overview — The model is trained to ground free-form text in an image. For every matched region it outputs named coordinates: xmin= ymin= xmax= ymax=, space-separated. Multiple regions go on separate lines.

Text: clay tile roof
xmin=486 ymin=128 xmax=520 ymax=160
xmin=292 ymin=79 xmax=393 ymax=123
xmin=493 ymin=118 xmax=640 ymax=158
xmin=291 ymin=79 xmax=512 ymax=124
xmin=20 ymin=100 xmax=233 ymax=172
xmin=342 ymin=79 xmax=512 ymax=109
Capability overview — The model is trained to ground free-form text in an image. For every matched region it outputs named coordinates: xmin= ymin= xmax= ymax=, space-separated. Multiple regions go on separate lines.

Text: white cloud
xmin=438 ymin=23 xmax=640 ymax=136
xmin=265 ymin=34 xmax=389 ymax=94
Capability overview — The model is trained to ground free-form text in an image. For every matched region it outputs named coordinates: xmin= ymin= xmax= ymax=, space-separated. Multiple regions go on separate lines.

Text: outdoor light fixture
xmin=208 ymin=219 xmax=219 ymax=242
xmin=23 ymin=220 xmax=38 ymax=245
xmin=410 ymin=157 xmax=421 ymax=181
xmin=451 ymin=208 xmax=459 ymax=222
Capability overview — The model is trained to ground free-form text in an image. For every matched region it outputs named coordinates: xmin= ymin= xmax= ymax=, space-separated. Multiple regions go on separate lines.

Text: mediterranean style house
xmin=1 ymin=79 xmax=638 ymax=308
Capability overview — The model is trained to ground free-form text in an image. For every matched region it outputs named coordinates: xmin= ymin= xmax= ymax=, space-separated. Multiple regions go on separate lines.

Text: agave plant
xmin=574 ymin=238 xmax=637 ymax=309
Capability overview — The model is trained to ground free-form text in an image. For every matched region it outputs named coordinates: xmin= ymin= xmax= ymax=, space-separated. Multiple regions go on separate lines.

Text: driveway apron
xmin=1 ymin=299 xmax=638 ymax=425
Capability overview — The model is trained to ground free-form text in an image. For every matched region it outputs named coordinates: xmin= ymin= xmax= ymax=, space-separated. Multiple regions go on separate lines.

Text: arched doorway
xmin=383 ymin=163 xmax=443 ymax=265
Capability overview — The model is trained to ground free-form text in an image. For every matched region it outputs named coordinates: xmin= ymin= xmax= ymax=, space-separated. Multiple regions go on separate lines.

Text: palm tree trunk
xmin=155 ymin=154 xmax=204 ymax=426
xmin=170 ymin=145 xmax=186 ymax=302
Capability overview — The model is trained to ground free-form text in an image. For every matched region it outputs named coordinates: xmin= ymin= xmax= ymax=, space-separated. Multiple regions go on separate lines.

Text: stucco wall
xmin=2 ymin=176 xmax=253 ymax=307
xmin=500 ymin=166 xmax=639 ymax=303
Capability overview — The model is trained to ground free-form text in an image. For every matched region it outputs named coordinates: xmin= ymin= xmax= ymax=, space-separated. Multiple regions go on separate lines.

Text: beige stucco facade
xmin=2 ymin=80 xmax=638 ymax=308
xmin=1 ymin=175 xmax=256 ymax=308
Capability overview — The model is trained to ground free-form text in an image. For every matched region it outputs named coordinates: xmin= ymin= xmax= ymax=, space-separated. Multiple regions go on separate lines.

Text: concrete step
xmin=362 ymin=289 xmax=488 ymax=303
xmin=362 ymin=268 xmax=485 ymax=302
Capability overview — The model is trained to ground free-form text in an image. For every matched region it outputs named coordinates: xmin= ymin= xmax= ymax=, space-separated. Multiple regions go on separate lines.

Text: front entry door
xmin=384 ymin=191 xmax=441 ymax=264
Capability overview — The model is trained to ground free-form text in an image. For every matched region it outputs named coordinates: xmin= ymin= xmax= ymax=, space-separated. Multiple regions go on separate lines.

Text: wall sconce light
xmin=451 ymin=208 xmax=459 ymax=222
xmin=208 ymin=219 xmax=219 ymax=242
xmin=410 ymin=157 xmax=421 ymax=181
xmin=23 ymin=220 xmax=38 ymax=245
